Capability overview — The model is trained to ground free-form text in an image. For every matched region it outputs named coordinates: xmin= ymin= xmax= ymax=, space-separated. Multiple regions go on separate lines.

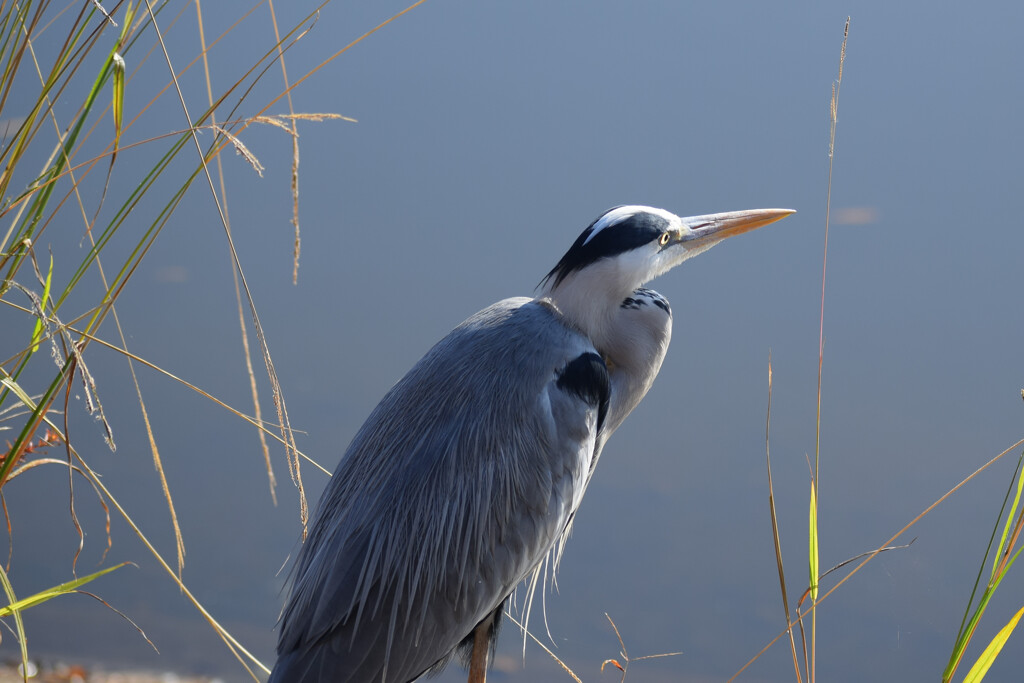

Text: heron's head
xmin=541 ymin=205 xmax=794 ymax=297
xmin=538 ymin=205 xmax=794 ymax=336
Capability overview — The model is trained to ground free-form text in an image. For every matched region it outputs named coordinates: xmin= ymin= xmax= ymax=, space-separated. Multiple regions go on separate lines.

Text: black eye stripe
xmin=542 ymin=210 xmax=670 ymax=288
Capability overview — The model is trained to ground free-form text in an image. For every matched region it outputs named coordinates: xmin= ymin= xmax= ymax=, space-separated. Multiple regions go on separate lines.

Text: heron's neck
xmin=540 ymin=276 xmax=672 ymax=436
xmin=540 ymin=272 xmax=631 ymax=354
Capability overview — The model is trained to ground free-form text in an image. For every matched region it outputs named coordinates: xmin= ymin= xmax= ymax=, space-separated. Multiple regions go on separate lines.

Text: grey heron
xmin=271 ymin=205 xmax=794 ymax=683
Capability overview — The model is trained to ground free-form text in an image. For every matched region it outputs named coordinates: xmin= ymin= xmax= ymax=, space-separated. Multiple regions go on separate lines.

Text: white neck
xmin=540 ymin=252 xmax=650 ymax=352
xmin=540 ymin=264 xmax=673 ymax=437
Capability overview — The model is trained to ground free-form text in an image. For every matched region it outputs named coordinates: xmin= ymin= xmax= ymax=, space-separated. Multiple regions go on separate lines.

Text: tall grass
xmin=730 ymin=17 xmax=1024 ymax=683
xmin=0 ymin=0 xmax=425 ymax=677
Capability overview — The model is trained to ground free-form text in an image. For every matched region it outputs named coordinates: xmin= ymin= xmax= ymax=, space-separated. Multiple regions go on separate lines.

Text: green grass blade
xmin=29 ymin=252 xmax=52 ymax=353
xmin=1 ymin=18 xmax=112 ymax=287
xmin=0 ymin=562 xmax=132 ymax=617
xmin=809 ymin=481 xmax=819 ymax=601
xmin=0 ymin=369 xmax=35 ymax=410
xmin=962 ymin=604 xmax=1024 ymax=683
xmin=0 ymin=357 xmax=74 ymax=486
xmin=112 ymin=52 xmax=125 ymax=152
xmin=0 ymin=563 xmax=29 ymax=679
xmin=992 ymin=463 xmax=1024 ymax=581
xmin=944 ymin=452 xmax=1024 ymax=681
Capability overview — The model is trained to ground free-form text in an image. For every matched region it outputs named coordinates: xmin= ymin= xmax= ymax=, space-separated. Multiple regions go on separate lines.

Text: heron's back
xmin=272 ymin=297 xmax=604 ymax=683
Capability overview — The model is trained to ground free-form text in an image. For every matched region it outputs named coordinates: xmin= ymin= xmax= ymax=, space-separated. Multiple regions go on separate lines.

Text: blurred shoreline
xmin=0 ymin=662 xmax=221 ymax=683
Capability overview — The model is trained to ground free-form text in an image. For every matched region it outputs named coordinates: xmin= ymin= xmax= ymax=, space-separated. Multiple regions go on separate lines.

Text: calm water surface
xmin=3 ymin=2 xmax=1022 ymax=681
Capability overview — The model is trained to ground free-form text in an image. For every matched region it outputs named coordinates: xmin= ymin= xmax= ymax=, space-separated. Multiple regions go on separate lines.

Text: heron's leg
xmin=467 ymin=620 xmax=491 ymax=683
xmin=466 ymin=600 xmax=505 ymax=683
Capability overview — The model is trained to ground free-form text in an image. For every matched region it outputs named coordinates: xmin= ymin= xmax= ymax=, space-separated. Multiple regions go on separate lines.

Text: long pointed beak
xmin=679 ymin=208 xmax=795 ymax=244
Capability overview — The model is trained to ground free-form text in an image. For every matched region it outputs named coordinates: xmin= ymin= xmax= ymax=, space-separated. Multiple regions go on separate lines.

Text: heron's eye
xmin=658 ymin=232 xmax=672 ymax=247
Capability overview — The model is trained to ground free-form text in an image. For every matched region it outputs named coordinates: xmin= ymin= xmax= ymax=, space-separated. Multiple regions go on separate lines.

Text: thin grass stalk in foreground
xmin=599 ymin=613 xmax=682 ymax=683
xmin=66 ymin=438 xmax=271 ymax=679
xmin=5 ymin=390 xmax=272 ymax=678
xmin=950 ymin=455 xmax=1022 ymax=663
xmin=194 ymin=0 xmax=279 ymax=505
xmin=809 ymin=17 xmax=849 ymax=681
xmin=0 ymin=553 xmax=28 ymax=676
xmin=141 ymin=0 xmax=308 ymax=531
xmin=0 ymin=1 xmax=409 ymax=674
xmin=503 ymin=610 xmax=583 ymax=683
xmin=728 ymin=436 xmax=1024 ymax=683
xmin=27 ymin=0 xmax=189 ymax=580
xmin=186 ymin=0 xmax=435 ymax=532
xmin=0 ymin=4 xmax=112 ymax=282
xmin=266 ymin=0 xmax=303 ymax=285
xmin=1 ymin=297 xmax=330 ymax=475
xmin=240 ymin=0 xmax=430 ymax=129
xmin=765 ymin=356 xmax=803 ymax=682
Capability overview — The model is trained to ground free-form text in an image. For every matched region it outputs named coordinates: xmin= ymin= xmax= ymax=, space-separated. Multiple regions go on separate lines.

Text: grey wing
xmin=271 ymin=298 xmax=610 ymax=683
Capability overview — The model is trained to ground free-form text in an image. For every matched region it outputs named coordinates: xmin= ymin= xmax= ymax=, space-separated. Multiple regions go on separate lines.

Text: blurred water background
xmin=2 ymin=2 xmax=1022 ymax=681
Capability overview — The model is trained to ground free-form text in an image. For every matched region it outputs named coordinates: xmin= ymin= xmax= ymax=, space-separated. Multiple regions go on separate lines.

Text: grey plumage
xmin=272 ymin=206 xmax=794 ymax=683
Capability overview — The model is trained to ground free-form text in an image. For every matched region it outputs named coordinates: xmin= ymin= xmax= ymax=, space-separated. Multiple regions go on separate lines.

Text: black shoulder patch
xmin=541 ymin=209 xmax=668 ymax=288
xmin=556 ymin=352 xmax=611 ymax=434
